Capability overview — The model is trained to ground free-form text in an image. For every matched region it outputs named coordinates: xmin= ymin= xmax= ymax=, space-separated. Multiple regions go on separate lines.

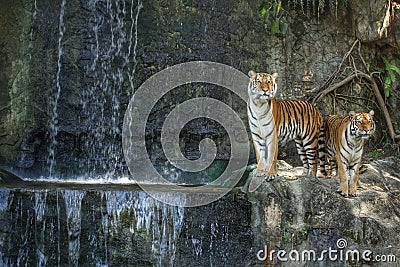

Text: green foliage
xmin=383 ymin=139 xmax=391 ymax=149
xmin=281 ymin=227 xmax=292 ymax=243
xmin=300 ymin=227 xmax=307 ymax=236
xmin=368 ymin=149 xmax=382 ymax=158
xmin=381 ymin=57 xmax=400 ymax=98
xmin=368 ymin=57 xmax=399 ymax=99
xmin=258 ymin=0 xmax=288 ymax=35
xmin=258 ymin=0 xmax=349 ymax=36
xmin=366 ymin=61 xmax=371 ymax=72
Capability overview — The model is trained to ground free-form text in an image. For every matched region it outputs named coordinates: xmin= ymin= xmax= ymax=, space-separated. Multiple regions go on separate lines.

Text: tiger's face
xmin=248 ymin=70 xmax=278 ymax=101
xmin=349 ymin=110 xmax=375 ymax=139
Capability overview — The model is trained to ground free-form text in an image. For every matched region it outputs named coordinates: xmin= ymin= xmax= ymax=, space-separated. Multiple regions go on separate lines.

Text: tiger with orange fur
xmin=247 ymin=70 xmax=323 ymax=192
xmin=318 ymin=110 xmax=375 ymax=197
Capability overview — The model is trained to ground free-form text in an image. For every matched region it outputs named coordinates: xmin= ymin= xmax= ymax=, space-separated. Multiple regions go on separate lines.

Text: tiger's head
xmin=248 ymin=70 xmax=278 ymax=101
xmin=349 ymin=110 xmax=375 ymax=139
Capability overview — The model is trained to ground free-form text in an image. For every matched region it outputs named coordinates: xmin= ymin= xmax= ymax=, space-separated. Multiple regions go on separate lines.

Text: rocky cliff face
xmin=0 ymin=0 xmax=398 ymax=178
xmin=246 ymin=158 xmax=400 ymax=266
xmin=0 ymin=158 xmax=399 ymax=266
xmin=0 ymin=1 xmax=399 ymax=266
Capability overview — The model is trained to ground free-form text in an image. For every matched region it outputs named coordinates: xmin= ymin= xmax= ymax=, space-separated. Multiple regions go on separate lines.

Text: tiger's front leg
xmin=265 ymin=131 xmax=278 ymax=177
xmin=248 ymin=130 xmax=278 ymax=192
xmin=349 ymin=162 xmax=361 ymax=197
xmin=252 ymin=143 xmax=277 ymax=181
xmin=249 ymin=140 xmax=269 ymax=193
xmin=336 ymin=153 xmax=350 ymax=197
xmin=253 ymin=139 xmax=268 ymax=176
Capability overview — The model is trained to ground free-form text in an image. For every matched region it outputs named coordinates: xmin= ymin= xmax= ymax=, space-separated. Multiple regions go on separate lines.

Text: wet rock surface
xmin=0 ymin=185 xmax=255 ymax=266
xmin=1 ymin=157 xmax=399 ymax=266
xmin=0 ymin=0 xmax=399 ymax=266
xmin=1 ymin=0 xmax=398 ymax=179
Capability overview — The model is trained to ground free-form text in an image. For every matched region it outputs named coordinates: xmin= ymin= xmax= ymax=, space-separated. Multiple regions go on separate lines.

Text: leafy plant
xmin=376 ymin=57 xmax=400 ymax=98
xmin=259 ymin=0 xmax=288 ymax=35
xmin=383 ymin=139 xmax=391 ymax=149
xmin=300 ymin=227 xmax=307 ymax=236
xmin=368 ymin=149 xmax=382 ymax=158
xmin=258 ymin=0 xmax=349 ymax=36
xmin=281 ymin=227 xmax=292 ymax=243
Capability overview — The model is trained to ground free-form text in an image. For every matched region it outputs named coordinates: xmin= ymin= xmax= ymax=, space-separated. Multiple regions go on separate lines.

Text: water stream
xmin=0 ymin=1 xmax=257 ymax=266
xmin=47 ymin=0 xmax=67 ymax=177
xmin=0 ymin=187 xmax=188 ymax=266
xmin=45 ymin=0 xmax=142 ymax=179
xmin=79 ymin=0 xmax=142 ymax=179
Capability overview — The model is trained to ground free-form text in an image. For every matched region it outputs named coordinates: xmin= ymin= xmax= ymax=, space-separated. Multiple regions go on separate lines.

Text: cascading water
xmin=29 ymin=0 xmax=37 ymax=42
xmin=34 ymin=191 xmax=48 ymax=267
xmin=44 ymin=0 xmax=142 ymax=179
xmin=0 ymin=189 xmax=10 ymax=266
xmin=0 ymin=188 xmax=185 ymax=266
xmin=47 ymin=0 xmax=67 ymax=177
xmin=64 ymin=190 xmax=85 ymax=266
xmin=102 ymin=191 xmax=185 ymax=266
xmin=79 ymin=0 xmax=142 ymax=179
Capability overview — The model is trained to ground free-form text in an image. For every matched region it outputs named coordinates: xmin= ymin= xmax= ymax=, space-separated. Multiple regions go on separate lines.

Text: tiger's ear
xmin=272 ymin=72 xmax=278 ymax=79
xmin=248 ymin=70 xmax=256 ymax=78
xmin=349 ymin=111 xmax=355 ymax=119
xmin=369 ymin=110 xmax=375 ymax=116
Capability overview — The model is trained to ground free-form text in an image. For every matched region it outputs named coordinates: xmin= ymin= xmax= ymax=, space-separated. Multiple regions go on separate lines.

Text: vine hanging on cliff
xmin=258 ymin=0 xmax=350 ymax=36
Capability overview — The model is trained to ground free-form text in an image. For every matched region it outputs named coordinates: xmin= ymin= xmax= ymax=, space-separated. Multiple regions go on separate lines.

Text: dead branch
xmin=313 ymin=71 xmax=399 ymax=141
xmin=317 ymin=40 xmax=360 ymax=93
xmin=312 ymin=39 xmax=400 ymax=142
xmin=312 ymin=74 xmax=359 ymax=104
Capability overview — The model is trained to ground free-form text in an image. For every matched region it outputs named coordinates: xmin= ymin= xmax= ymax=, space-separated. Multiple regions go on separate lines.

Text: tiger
xmin=247 ymin=70 xmax=323 ymax=192
xmin=318 ymin=110 xmax=375 ymax=197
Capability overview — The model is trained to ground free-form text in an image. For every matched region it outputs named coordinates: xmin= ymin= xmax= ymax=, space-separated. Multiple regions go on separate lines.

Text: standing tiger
xmin=318 ymin=110 xmax=375 ymax=197
xmin=247 ymin=70 xmax=323 ymax=192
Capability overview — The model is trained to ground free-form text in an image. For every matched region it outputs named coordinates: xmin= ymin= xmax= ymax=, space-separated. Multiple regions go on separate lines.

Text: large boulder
xmin=245 ymin=158 xmax=400 ymax=266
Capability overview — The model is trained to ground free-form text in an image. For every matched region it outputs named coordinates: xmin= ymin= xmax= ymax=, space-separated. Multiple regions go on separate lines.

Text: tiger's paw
xmin=301 ymin=168 xmax=317 ymax=177
xmin=266 ymin=173 xmax=277 ymax=181
xmin=248 ymin=172 xmax=266 ymax=193
xmin=336 ymin=189 xmax=348 ymax=198
xmin=253 ymin=171 xmax=267 ymax=177
xmin=322 ymin=173 xmax=333 ymax=179
xmin=349 ymin=184 xmax=358 ymax=197
xmin=349 ymin=189 xmax=359 ymax=198
xmin=248 ymin=171 xmax=276 ymax=192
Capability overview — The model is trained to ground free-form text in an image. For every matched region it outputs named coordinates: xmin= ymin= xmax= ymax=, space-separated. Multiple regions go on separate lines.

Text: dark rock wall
xmin=0 ymin=187 xmax=256 ymax=266
xmin=0 ymin=0 xmax=398 ymax=177
xmin=0 ymin=159 xmax=399 ymax=266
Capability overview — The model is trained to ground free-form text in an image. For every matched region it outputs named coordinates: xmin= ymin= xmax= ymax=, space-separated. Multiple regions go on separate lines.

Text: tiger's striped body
xmin=318 ymin=110 xmax=375 ymax=197
xmin=247 ymin=71 xmax=322 ymax=191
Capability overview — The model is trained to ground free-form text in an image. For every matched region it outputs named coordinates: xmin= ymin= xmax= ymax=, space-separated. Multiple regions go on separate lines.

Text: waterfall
xmin=29 ymin=0 xmax=37 ymax=42
xmin=42 ymin=0 xmax=142 ymax=179
xmin=129 ymin=0 xmax=142 ymax=92
xmin=79 ymin=0 xmax=142 ymax=179
xmin=0 ymin=188 xmax=185 ymax=266
xmin=0 ymin=189 xmax=9 ymax=212
xmin=47 ymin=0 xmax=67 ymax=177
xmin=0 ymin=189 xmax=9 ymax=266
xmin=0 ymin=187 xmax=252 ymax=266
xmin=34 ymin=191 xmax=48 ymax=267
xmin=64 ymin=190 xmax=85 ymax=266
xmin=101 ymin=191 xmax=185 ymax=266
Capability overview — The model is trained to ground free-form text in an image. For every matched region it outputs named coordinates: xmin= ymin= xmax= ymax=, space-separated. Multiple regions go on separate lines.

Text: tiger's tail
xmin=318 ymin=124 xmax=327 ymax=177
